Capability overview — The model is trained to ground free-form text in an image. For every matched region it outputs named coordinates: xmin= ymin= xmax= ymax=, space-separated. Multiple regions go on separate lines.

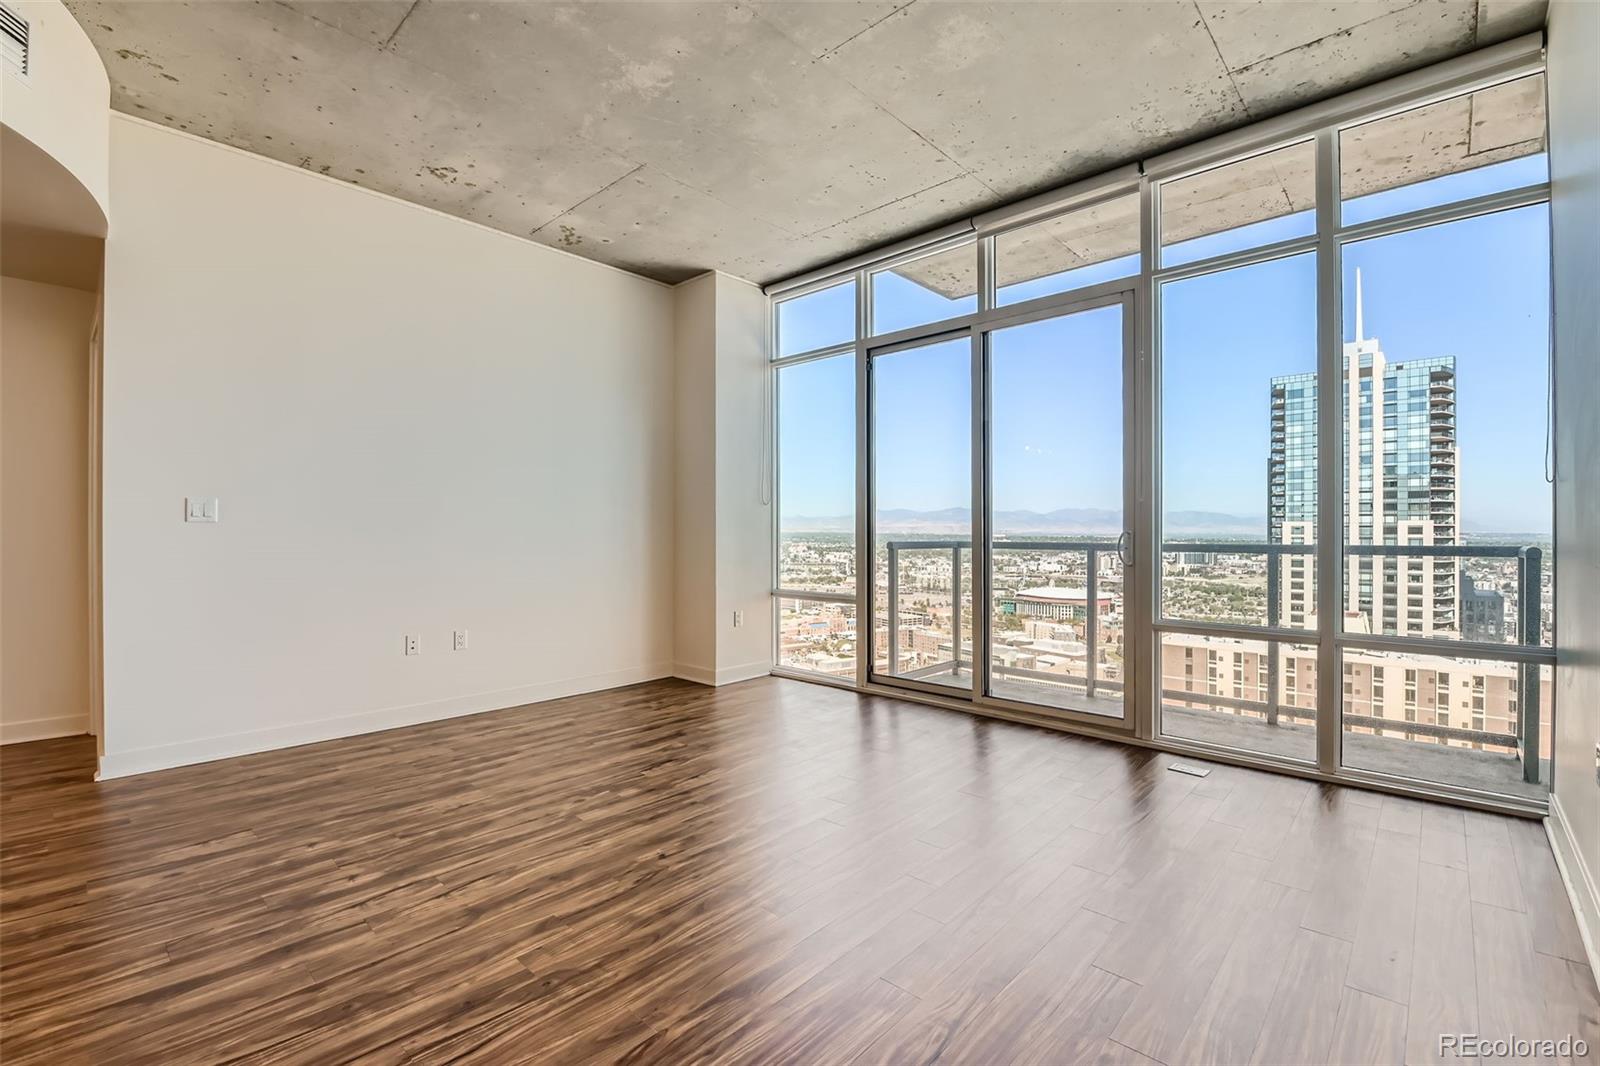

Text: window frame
xmin=765 ymin=34 xmax=1555 ymax=814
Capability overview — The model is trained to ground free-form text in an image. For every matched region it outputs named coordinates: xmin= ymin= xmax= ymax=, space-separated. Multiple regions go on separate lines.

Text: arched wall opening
xmin=2 ymin=0 xmax=110 ymax=752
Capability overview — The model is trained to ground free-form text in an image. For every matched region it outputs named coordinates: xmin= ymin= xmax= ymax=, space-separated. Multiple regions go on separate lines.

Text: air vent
xmin=1 ymin=2 xmax=28 ymax=77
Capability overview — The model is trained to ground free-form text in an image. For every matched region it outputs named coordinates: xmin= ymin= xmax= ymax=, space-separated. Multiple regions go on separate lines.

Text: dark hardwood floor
xmin=2 ymin=676 xmax=1596 ymax=1064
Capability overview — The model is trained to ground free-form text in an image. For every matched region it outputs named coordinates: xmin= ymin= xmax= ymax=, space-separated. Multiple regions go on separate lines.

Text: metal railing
xmin=878 ymin=537 xmax=1549 ymax=781
xmin=884 ymin=538 xmax=1123 ymax=697
xmin=1163 ymin=541 xmax=1546 ymax=781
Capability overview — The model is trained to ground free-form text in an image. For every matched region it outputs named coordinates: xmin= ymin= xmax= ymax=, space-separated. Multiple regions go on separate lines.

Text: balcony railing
xmin=878 ymin=538 xmax=1548 ymax=787
xmin=884 ymin=538 xmax=1126 ymax=700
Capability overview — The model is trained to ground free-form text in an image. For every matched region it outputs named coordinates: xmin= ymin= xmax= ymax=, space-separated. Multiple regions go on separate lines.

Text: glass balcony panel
xmin=776 ymin=598 xmax=857 ymax=679
xmin=1159 ymin=634 xmax=1318 ymax=764
xmin=877 ymin=544 xmax=972 ymax=690
xmin=989 ymin=545 xmax=1124 ymax=718
xmin=1340 ymin=649 xmax=1548 ymax=801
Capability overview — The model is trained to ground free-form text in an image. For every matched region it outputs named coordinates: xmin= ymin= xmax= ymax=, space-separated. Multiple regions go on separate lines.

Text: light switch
xmin=186 ymin=497 xmax=219 ymax=523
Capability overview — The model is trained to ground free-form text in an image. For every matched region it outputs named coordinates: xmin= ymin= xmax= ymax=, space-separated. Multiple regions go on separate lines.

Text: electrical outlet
xmin=733 ymin=610 xmax=743 ymax=628
xmin=453 ymin=629 xmax=468 ymax=651
xmin=404 ymin=634 xmax=419 ymax=656
xmin=185 ymin=497 xmax=219 ymax=523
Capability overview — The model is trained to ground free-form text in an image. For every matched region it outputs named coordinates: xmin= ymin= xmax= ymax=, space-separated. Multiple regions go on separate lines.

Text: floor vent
xmin=1168 ymin=762 xmax=1212 ymax=778
xmin=1 ymin=2 xmax=28 ymax=77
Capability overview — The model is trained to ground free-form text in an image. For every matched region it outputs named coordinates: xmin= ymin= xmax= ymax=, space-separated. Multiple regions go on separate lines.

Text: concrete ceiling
xmin=897 ymin=63 xmax=1545 ymax=298
xmin=66 ymin=0 xmax=1546 ymax=285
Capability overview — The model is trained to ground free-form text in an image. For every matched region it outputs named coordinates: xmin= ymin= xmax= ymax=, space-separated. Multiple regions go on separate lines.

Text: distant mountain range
xmin=782 ymin=508 xmax=1552 ymax=542
xmin=783 ymin=507 xmax=1266 ymax=536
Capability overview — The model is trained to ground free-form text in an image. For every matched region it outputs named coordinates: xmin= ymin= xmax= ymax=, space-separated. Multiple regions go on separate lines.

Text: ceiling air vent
xmin=1 ymin=2 xmax=28 ymax=77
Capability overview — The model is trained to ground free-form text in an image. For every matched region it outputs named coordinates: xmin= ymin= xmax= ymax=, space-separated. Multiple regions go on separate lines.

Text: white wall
xmin=1 ymin=276 xmax=95 ymax=743
xmin=672 ymin=271 xmax=773 ymax=685
xmin=672 ymin=273 xmax=718 ymax=681
xmin=713 ymin=274 xmax=775 ymax=680
xmin=1 ymin=0 xmax=110 ymax=227
xmin=99 ymin=116 xmax=676 ymax=777
xmin=1546 ymin=0 xmax=1600 ymax=973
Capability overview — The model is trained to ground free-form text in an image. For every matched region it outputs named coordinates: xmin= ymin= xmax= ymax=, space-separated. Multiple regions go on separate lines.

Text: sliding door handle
xmin=1116 ymin=530 xmax=1131 ymax=567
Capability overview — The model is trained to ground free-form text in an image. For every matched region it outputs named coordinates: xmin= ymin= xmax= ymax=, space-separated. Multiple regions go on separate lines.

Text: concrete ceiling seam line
xmin=764 ymin=27 xmax=1546 ymax=300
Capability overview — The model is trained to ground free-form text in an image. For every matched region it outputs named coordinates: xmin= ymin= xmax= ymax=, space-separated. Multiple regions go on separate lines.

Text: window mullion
xmin=1314 ymin=126 xmax=1343 ymax=776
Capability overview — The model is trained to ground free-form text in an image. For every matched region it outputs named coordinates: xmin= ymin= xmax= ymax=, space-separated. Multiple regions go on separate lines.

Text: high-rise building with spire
xmin=1268 ymin=271 xmax=1461 ymax=636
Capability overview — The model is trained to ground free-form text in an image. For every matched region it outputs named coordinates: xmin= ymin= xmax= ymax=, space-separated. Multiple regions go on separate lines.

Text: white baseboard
xmin=714 ymin=660 xmax=773 ymax=686
xmin=96 ymin=661 xmax=675 ymax=780
xmin=1 ymin=716 xmax=90 ymax=745
xmin=673 ymin=663 xmax=716 ymax=686
xmin=1546 ymin=793 xmax=1600 ymax=989
xmin=673 ymin=660 xmax=771 ymax=687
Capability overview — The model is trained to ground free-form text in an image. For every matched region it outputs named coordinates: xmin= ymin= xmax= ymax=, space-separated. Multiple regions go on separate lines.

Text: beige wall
xmin=1547 ymin=0 xmax=1600 ymax=969
xmin=672 ymin=271 xmax=774 ymax=685
xmin=99 ymin=115 xmax=677 ymax=777
xmin=672 ymin=273 xmax=718 ymax=681
xmin=1 ymin=276 xmax=95 ymax=742
xmin=1 ymin=0 xmax=111 ymax=227
xmin=713 ymin=273 xmax=774 ymax=681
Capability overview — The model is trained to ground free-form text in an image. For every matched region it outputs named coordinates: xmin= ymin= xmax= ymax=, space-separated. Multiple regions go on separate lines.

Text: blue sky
xmin=779 ymin=186 xmax=1552 ymax=538
xmin=873 ymin=336 xmax=970 ymax=513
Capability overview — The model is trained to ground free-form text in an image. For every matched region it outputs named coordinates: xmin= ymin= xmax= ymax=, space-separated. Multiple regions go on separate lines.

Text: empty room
xmin=2 ymin=0 xmax=1598 ymax=1062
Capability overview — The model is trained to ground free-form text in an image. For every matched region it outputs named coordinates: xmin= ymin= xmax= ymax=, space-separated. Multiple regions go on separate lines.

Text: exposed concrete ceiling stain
xmin=66 ymin=0 xmax=1546 ymax=285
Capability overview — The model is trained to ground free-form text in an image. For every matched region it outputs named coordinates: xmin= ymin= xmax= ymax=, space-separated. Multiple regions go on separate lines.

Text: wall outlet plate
xmin=404 ymin=635 xmax=419 ymax=656
xmin=453 ymin=630 xmax=468 ymax=651
xmin=185 ymin=497 xmax=219 ymax=522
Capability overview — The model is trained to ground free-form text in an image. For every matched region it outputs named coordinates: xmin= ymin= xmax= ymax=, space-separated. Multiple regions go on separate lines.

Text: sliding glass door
xmin=985 ymin=299 xmax=1132 ymax=720
xmin=869 ymin=334 xmax=973 ymax=694
xmin=866 ymin=295 xmax=1135 ymax=720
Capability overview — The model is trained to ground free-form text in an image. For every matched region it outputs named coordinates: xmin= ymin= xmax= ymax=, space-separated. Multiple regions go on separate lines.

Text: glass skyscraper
xmin=1268 ymin=272 xmax=1460 ymax=636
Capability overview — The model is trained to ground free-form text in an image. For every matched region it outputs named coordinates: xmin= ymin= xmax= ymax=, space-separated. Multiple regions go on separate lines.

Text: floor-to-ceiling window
xmin=768 ymin=43 xmax=1554 ymax=810
xmin=1330 ymin=74 xmax=1553 ymax=800
xmin=1156 ymin=247 xmax=1320 ymax=763
xmin=773 ymin=280 xmax=858 ymax=681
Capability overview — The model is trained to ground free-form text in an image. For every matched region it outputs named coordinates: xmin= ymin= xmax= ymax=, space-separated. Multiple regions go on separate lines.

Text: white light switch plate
xmin=185 ymin=497 xmax=219 ymax=522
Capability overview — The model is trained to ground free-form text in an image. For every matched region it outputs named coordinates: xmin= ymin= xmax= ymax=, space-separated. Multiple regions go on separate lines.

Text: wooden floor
xmin=3 ymin=677 xmax=1596 ymax=1065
